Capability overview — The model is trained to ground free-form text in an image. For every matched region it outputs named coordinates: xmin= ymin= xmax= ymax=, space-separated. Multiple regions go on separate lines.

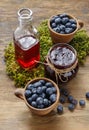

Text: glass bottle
xmin=13 ymin=8 xmax=40 ymax=69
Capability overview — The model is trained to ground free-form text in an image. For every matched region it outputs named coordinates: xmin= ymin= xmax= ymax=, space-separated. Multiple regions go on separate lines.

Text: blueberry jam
xmin=44 ymin=43 xmax=79 ymax=84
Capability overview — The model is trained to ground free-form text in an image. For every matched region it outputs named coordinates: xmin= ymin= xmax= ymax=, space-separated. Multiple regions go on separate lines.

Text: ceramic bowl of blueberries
xmin=48 ymin=13 xmax=84 ymax=44
xmin=14 ymin=77 xmax=60 ymax=116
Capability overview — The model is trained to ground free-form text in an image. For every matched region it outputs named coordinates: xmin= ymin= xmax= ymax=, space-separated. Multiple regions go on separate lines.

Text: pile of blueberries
xmin=25 ymin=79 xmax=57 ymax=109
xmin=50 ymin=13 xmax=77 ymax=34
xmin=57 ymin=88 xmax=89 ymax=114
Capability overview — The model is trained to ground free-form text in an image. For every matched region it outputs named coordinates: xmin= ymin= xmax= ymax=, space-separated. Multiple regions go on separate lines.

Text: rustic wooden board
xmin=0 ymin=0 xmax=89 ymax=130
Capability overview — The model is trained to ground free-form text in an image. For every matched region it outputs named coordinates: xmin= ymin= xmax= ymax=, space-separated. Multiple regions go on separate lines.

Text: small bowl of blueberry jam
xmin=14 ymin=77 xmax=60 ymax=116
xmin=48 ymin=13 xmax=84 ymax=44
xmin=44 ymin=43 xmax=79 ymax=84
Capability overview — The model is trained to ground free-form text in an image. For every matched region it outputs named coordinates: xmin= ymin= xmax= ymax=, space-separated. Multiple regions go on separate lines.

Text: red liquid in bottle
xmin=14 ymin=35 xmax=40 ymax=69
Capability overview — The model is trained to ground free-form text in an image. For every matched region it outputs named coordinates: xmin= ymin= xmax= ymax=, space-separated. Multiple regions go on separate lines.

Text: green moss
xmin=4 ymin=20 xmax=89 ymax=87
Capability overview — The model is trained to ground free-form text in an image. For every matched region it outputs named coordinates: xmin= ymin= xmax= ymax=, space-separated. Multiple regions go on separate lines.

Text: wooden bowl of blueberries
xmin=48 ymin=13 xmax=84 ymax=44
xmin=14 ymin=77 xmax=60 ymax=116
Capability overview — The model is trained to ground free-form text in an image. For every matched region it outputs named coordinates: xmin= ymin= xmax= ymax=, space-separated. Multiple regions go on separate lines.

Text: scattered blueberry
xmin=68 ymin=104 xmax=75 ymax=111
xmin=68 ymin=95 xmax=74 ymax=103
xmin=60 ymin=88 xmax=69 ymax=97
xmin=71 ymin=99 xmax=78 ymax=106
xmin=79 ymin=100 xmax=85 ymax=107
xmin=57 ymin=105 xmax=63 ymax=114
xmin=59 ymin=96 xmax=66 ymax=104
xmin=86 ymin=92 xmax=89 ymax=99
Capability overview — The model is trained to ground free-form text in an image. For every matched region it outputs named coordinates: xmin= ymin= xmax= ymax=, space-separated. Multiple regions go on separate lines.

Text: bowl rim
xmin=48 ymin=13 xmax=79 ymax=36
xmin=23 ymin=77 xmax=60 ymax=112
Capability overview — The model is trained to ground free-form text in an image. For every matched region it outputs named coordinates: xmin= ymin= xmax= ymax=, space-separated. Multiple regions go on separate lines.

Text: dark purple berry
xmin=62 ymin=17 xmax=69 ymax=24
xmin=36 ymin=97 xmax=44 ymax=105
xmin=68 ymin=95 xmax=74 ymax=103
xmin=59 ymin=96 xmax=66 ymax=104
xmin=31 ymin=93 xmax=38 ymax=101
xmin=45 ymin=82 xmax=53 ymax=87
xmin=25 ymin=90 xmax=32 ymax=98
xmin=68 ymin=104 xmax=75 ymax=111
xmin=86 ymin=92 xmax=89 ymax=99
xmin=50 ymin=94 xmax=56 ymax=103
xmin=51 ymin=22 xmax=56 ymax=28
xmin=69 ymin=19 xmax=76 ymax=24
xmin=79 ymin=100 xmax=85 ymax=107
xmin=43 ymin=98 xmax=49 ymax=106
xmin=57 ymin=105 xmax=63 ymax=114
xmin=71 ymin=99 xmax=78 ymax=106
xmin=36 ymin=87 xmax=42 ymax=94
xmin=55 ymin=17 xmax=61 ymax=24
xmin=31 ymin=101 xmax=37 ymax=108
xmin=46 ymin=88 xmax=53 ymax=95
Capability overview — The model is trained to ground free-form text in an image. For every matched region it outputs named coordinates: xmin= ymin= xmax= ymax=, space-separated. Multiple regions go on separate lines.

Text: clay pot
xmin=48 ymin=13 xmax=84 ymax=44
xmin=14 ymin=77 xmax=60 ymax=116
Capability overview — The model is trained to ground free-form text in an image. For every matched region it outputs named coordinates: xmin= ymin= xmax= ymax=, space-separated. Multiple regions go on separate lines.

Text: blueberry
xmin=50 ymin=17 xmax=55 ymax=24
xmin=65 ymin=27 xmax=73 ymax=34
xmin=69 ymin=19 xmax=76 ymax=24
xmin=53 ymin=27 xmax=60 ymax=33
xmin=68 ymin=104 xmax=75 ymax=111
xmin=24 ymin=90 xmax=32 ymax=98
xmin=51 ymin=22 xmax=57 ymax=28
xmin=31 ymin=87 xmax=37 ymax=94
xmin=60 ymin=31 xmax=65 ymax=34
xmin=71 ymin=24 xmax=77 ymax=30
xmin=31 ymin=93 xmax=38 ymax=101
xmin=45 ymin=82 xmax=53 ymax=87
xmin=62 ymin=17 xmax=69 ymax=24
xmin=37 ymin=104 xmax=45 ymax=109
xmin=27 ymin=97 xmax=32 ymax=104
xmin=59 ymin=96 xmax=66 ymax=104
xmin=71 ymin=99 xmax=78 ymax=106
xmin=37 ymin=87 xmax=43 ymax=94
xmin=65 ymin=22 xmax=72 ymax=28
xmin=49 ymin=94 xmax=56 ymax=103
xmin=59 ymin=25 xmax=65 ymax=31
xmin=39 ymin=80 xmax=45 ymax=85
xmin=57 ymin=105 xmax=63 ymax=114
xmin=39 ymin=93 xmax=46 ymax=98
xmin=46 ymin=87 xmax=53 ymax=95
xmin=52 ymin=87 xmax=57 ymax=93
xmin=59 ymin=13 xmax=68 ymax=18
xmin=33 ymin=81 xmax=42 ymax=88
xmin=26 ymin=84 xmax=34 ymax=90
xmin=68 ymin=95 xmax=74 ymax=103
xmin=79 ymin=100 xmax=85 ymax=107
xmin=36 ymin=97 xmax=44 ymax=105
xmin=55 ymin=17 xmax=61 ymax=24
xmin=43 ymin=98 xmax=49 ymax=106
xmin=60 ymin=88 xmax=69 ymax=97
xmin=42 ymin=86 xmax=47 ymax=93
xmin=86 ymin=92 xmax=89 ymax=99
xmin=31 ymin=101 xmax=37 ymax=108
xmin=48 ymin=100 xmax=52 ymax=106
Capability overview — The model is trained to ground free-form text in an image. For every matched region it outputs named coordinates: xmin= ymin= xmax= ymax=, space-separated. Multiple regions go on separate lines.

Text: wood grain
xmin=0 ymin=0 xmax=89 ymax=130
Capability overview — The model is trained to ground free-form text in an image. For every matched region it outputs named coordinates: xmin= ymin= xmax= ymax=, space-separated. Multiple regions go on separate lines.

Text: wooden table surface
xmin=0 ymin=0 xmax=89 ymax=130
